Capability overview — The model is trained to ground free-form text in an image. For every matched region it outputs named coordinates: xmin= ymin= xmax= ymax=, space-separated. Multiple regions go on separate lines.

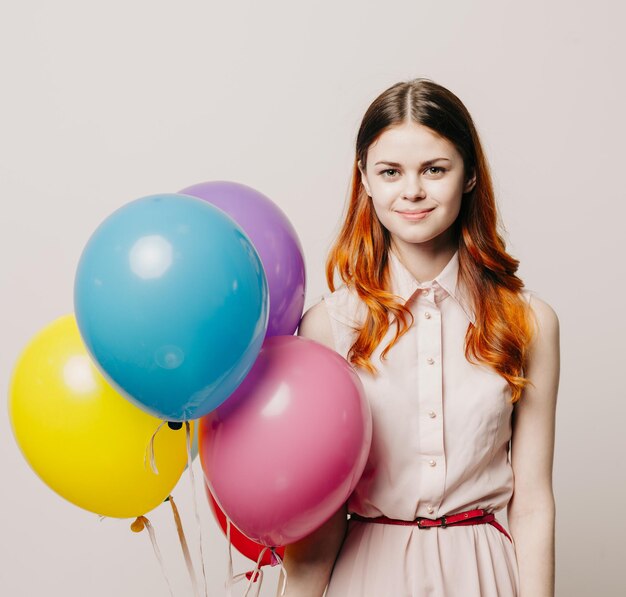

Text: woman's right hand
xmin=276 ymin=502 xmax=349 ymax=597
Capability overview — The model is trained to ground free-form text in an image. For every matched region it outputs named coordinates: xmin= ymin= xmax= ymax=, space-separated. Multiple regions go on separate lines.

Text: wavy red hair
xmin=325 ymin=78 xmax=536 ymax=404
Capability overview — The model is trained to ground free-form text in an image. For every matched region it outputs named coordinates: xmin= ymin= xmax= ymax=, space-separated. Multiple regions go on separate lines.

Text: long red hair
xmin=325 ymin=78 xmax=536 ymax=404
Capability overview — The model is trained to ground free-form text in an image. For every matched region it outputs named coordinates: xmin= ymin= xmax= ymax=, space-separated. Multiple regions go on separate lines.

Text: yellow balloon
xmin=9 ymin=314 xmax=193 ymax=518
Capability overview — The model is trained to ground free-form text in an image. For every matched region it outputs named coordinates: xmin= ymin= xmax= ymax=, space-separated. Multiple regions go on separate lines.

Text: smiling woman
xmin=277 ymin=78 xmax=559 ymax=597
xmin=359 ymin=121 xmax=475 ymax=255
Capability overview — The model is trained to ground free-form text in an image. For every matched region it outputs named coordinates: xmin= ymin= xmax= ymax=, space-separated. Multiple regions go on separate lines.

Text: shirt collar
xmin=387 ymin=248 xmax=476 ymax=324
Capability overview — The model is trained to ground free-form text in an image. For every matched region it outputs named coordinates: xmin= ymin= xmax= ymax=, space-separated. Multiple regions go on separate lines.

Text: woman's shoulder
xmin=320 ymin=283 xmax=368 ymax=328
xmin=297 ymin=299 xmax=335 ymax=350
xmin=296 ymin=284 xmax=366 ymax=357
xmin=520 ymin=288 xmax=560 ymax=342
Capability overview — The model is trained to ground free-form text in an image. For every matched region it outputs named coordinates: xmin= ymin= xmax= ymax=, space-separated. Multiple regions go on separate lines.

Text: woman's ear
xmin=464 ymin=171 xmax=477 ymax=194
xmin=358 ymin=160 xmax=372 ymax=197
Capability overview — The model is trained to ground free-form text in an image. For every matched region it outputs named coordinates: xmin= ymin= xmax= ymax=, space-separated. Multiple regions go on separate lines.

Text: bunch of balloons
xmin=9 ymin=180 xmax=372 ymax=575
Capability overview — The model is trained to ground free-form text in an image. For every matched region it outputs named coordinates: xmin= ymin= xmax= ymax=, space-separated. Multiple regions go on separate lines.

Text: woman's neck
xmin=389 ymin=237 xmax=458 ymax=283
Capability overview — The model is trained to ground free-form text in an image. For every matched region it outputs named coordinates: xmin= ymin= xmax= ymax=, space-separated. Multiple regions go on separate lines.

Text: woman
xmin=277 ymin=78 xmax=559 ymax=597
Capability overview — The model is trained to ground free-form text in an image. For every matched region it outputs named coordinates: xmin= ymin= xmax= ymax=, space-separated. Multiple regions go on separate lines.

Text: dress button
xmin=428 ymin=459 xmax=436 ymax=467
xmin=424 ymin=312 xmax=431 ymax=319
xmin=427 ymin=357 xmax=435 ymax=365
xmin=428 ymin=410 xmax=436 ymax=418
xmin=427 ymin=505 xmax=434 ymax=514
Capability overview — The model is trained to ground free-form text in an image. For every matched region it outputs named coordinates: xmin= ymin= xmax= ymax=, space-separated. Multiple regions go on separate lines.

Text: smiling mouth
xmin=395 ymin=207 xmax=436 ymax=221
xmin=396 ymin=208 xmax=435 ymax=214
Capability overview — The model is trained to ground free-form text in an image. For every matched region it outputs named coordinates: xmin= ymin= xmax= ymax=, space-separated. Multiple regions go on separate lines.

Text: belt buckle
xmin=416 ymin=515 xmax=447 ymax=528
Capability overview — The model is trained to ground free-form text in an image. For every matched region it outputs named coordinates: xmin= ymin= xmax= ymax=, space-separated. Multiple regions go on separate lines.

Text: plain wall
xmin=1 ymin=1 xmax=624 ymax=595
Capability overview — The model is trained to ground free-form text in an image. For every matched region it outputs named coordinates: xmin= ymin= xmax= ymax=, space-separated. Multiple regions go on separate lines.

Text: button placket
xmin=416 ymin=285 xmax=445 ymax=515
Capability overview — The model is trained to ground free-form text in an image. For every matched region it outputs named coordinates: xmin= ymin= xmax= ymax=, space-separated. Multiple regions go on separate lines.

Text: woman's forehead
xmin=366 ymin=122 xmax=459 ymax=164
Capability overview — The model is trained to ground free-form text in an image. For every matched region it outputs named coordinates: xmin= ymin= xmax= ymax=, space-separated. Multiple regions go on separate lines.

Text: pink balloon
xmin=198 ymin=335 xmax=372 ymax=547
xmin=204 ymin=481 xmax=285 ymax=565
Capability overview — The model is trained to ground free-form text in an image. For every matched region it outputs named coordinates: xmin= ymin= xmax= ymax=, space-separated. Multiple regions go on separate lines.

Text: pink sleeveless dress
xmin=321 ymin=248 xmax=529 ymax=597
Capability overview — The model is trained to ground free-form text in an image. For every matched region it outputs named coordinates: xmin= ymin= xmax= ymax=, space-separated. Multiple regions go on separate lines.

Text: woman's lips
xmin=396 ymin=208 xmax=435 ymax=220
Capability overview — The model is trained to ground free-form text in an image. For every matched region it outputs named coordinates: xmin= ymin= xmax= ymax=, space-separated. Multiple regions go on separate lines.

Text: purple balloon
xmin=178 ymin=181 xmax=306 ymax=337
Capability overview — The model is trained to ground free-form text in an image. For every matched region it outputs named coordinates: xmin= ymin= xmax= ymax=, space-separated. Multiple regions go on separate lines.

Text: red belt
xmin=350 ymin=508 xmax=512 ymax=543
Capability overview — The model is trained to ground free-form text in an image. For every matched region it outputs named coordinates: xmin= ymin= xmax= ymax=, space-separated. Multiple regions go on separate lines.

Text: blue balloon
xmin=74 ymin=193 xmax=269 ymax=421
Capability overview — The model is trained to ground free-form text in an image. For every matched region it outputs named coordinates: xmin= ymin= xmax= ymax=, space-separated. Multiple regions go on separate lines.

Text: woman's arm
xmin=276 ymin=502 xmax=348 ymax=597
xmin=276 ymin=300 xmax=349 ymax=597
xmin=508 ymin=295 xmax=560 ymax=597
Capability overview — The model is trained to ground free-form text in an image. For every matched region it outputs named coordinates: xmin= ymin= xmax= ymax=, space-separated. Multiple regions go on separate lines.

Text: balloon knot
xmin=270 ymin=548 xmax=281 ymax=566
xmin=245 ymin=570 xmax=261 ymax=583
xmin=131 ymin=516 xmax=146 ymax=533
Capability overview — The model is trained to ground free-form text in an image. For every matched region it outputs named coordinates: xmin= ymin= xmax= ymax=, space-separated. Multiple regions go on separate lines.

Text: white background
xmin=1 ymin=1 xmax=624 ymax=595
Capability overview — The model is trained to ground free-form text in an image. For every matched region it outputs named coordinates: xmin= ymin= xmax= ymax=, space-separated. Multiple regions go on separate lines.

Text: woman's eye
xmin=380 ymin=167 xmax=445 ymax=178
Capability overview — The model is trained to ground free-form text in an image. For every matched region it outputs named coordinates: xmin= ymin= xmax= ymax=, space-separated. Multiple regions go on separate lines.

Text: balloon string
xmin=168 ymin=494 xmax=201 ymax=597
xmin=242 ymin=546 xmax=268 ymax=597
xmin=236 ymin=569 xmax=264 ymax=597
xmin=225 ymin=517 xmax=234 ymax=596
xmin=144 ymin=420 xmax=167 ymax=474
xmin=131 ymin=515 xmax=174 ymax=597
xmin=226 ymin=517 xmax=266 ymax=597
xmin=186 ymin=421 xmax=209 ymax=597
xmin=272 ymin=548 xmax=288 ymax=596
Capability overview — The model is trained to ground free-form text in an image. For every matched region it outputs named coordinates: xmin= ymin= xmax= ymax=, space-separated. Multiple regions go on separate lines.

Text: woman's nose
xmin=402 ymin=176 xmax=425 ymax=200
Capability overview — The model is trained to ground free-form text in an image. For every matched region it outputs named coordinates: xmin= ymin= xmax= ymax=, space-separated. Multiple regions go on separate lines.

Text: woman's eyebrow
xmin=374 ymin=158 xmax=452 ymax=167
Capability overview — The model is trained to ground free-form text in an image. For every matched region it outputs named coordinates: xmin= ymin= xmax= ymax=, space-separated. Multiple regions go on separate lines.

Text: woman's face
xmin=359 ymin=120 xmax=475 ymax=250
